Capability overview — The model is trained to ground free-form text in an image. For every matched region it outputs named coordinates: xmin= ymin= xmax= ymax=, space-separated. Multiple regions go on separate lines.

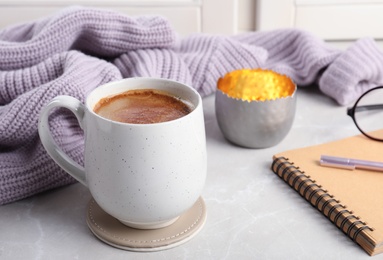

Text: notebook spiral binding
xmin=271 ymin=156 xmax=374 ymax=242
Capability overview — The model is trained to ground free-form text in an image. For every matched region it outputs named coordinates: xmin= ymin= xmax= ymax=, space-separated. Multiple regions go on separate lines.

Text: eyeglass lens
xmin=354 ymin=87 xmax=383 ymax=140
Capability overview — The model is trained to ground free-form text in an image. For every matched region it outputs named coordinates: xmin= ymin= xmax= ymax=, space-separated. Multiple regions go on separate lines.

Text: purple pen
xmin=320 ymin=155 xmax=383 ymax=172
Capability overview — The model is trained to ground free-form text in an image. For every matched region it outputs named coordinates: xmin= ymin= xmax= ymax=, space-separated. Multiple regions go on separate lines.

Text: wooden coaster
xmin=86 ymin=197 xmax=207 ymax=252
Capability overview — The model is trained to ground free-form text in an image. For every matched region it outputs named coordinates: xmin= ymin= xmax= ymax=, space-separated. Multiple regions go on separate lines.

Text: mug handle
xmin=38 ymin=95 xmax=87 ymax=187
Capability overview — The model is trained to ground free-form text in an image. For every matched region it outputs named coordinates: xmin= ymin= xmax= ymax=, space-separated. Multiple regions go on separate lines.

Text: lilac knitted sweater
xmin=1 ymin=7 xmax=383 ymax=205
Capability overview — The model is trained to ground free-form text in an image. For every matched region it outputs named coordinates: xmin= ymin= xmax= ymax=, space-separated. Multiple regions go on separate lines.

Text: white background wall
xmin=256 ymin=0 xmax=383 ymax=48
xmin=0 ymin=0 xmax=382 ymax=48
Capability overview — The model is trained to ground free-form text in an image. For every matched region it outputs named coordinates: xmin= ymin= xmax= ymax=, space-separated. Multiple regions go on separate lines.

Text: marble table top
xmin=0 ymin=86 xmax=381 ymax=260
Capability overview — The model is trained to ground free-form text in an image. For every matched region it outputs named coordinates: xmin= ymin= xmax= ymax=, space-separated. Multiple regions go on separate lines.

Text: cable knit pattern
xmin=319 ymin=37 xmax=383 ymax=105
xmin=1 ymin=7 xmax=383 ymax=204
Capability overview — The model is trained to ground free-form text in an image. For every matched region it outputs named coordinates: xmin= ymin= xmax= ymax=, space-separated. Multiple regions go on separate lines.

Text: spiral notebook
xmin=271 ymin=131 xmax=383 ymax=256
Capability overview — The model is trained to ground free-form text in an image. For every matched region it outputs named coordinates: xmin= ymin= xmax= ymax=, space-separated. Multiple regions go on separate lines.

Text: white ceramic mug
xmin=38 ymin=78 xmax=207 ymax=229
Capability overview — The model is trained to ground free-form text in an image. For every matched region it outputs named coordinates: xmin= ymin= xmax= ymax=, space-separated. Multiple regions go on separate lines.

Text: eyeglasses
xmin=347 ymin=86 xmax=383 ymax=141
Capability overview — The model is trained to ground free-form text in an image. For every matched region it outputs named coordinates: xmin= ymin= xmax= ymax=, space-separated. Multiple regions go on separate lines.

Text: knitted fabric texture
xmin=1 ymin=7 xmax=383 ymax=204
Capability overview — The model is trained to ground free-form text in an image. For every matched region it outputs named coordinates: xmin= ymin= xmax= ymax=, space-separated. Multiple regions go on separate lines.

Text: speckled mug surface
xmin=38 ymin=78 xmax=207 ymax=229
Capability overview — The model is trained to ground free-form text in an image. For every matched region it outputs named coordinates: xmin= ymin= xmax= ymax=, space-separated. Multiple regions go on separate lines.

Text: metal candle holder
xmin=215 ymin=69 xmax=297 ymax=148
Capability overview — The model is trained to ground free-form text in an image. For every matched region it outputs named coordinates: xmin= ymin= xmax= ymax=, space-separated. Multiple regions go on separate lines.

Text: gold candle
xmin=217 ymin=68 xmax=295 ymax=102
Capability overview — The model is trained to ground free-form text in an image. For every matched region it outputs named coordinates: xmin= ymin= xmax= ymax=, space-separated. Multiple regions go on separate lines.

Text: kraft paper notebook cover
xmin=271 ymin=131 xmax=383 ymax=256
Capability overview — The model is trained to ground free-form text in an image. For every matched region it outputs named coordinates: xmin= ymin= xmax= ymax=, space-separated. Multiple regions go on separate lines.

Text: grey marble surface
xmin=1 ymin=86 xmax=382 ymax=260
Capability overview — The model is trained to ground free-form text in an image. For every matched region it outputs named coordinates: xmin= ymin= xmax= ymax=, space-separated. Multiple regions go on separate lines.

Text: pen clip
xmin=320 ymin=155 xmax=356 ymax=170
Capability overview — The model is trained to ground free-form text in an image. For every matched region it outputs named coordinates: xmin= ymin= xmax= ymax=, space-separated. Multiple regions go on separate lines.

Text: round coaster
xmin=86 ymin=197 xmax=207 ymax=252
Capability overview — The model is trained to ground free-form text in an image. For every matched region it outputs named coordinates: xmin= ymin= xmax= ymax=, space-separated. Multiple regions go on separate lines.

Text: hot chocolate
xmin=93 ymin=89 xmax=192 ymax=124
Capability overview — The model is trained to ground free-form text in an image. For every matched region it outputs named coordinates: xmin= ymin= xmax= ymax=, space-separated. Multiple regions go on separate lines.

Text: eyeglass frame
xmin=347 ymin=86 xmax=383 ymax=142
